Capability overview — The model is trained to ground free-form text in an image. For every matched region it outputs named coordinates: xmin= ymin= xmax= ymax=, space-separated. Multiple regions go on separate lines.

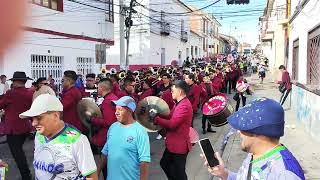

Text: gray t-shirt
xmin=227 ymin=145 xmax=305 ymax=180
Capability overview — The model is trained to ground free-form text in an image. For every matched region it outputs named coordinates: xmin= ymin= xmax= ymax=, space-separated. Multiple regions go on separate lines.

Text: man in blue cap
xmin=202 ymin=97 xmax=305 ymax=180
xmin=97 ymin=96 xmax=150 ymax=180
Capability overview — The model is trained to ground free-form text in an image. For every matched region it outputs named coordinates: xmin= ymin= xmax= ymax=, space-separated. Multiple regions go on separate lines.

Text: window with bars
xmin=31 ymin=55 xmax=64 ymax=90
xmin=104 ymin=0 xmax=114 ymax=22
xmin=292 ymin=39 xmax=299 ymax=80
xmin=76 ymin=57 xmax=94 ymax=76
xmin=32 ymin=0 xmax=63 ymax=11
xmin=307 ymin=26 xmax=320 ymax=88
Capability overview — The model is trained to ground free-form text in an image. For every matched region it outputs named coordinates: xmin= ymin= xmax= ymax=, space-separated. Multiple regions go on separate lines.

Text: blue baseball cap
xmin=112 ymin=96 xmax=136 ymax=112
xmin=227 ymin=97 xmax=285 ymax=138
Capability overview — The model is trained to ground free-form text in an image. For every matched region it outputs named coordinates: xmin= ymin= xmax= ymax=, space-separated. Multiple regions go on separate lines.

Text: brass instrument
xmin=118 ymin=71 xmax=127 ymax=80
xmin=205 ymin=64 xmax=214 ymax=74
xmin=133 ymin=70 xmax=140 ymax=77
xmin=100 ymin=67 xmax=108 ymax=78
xmin=110 ymin=68 xmax=117 ymax=75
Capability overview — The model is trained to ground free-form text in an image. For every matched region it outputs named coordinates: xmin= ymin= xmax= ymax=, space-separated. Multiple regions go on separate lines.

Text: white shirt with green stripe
xmin=33 ymin=124 xmax=97 ymax=180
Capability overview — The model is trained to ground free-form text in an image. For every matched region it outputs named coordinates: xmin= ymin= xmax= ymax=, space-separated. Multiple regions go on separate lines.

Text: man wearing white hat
xmin=19 ymin=94 xmax=98 ymax=180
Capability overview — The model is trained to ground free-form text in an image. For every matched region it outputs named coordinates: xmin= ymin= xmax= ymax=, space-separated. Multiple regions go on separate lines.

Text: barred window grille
xmin=307 ymin=26 xmax=320 ymax=88
xmin=76 ymin=57 xmax=94 ymax=76
xmin=292 ymin=39 xmax=299 ymax=80
xmin=31 ymin=54 xmax=63 ymax=90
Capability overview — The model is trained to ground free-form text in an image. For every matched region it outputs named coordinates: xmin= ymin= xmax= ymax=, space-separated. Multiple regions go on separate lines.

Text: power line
xmin=135 ymin=0 xmax=222 ymax=15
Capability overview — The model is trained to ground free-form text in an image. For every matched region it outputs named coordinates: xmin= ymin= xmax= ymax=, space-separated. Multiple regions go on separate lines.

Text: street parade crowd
xmin=0 ymin=55 xmax=304 ymax=180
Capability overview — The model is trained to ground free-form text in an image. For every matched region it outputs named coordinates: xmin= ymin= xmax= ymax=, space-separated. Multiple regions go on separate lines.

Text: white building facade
xmin=287 ymin=0 xmax=320 ymax=142
xmin=259 ymin=0 xmax=288 ymax=75
xmin=106 ymin=0 xmax=220 ymax=70
xmin=0 ymin=0 xmax=114 ymax=87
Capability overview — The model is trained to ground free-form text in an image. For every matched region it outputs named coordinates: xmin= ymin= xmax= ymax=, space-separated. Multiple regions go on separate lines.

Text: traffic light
xmin=226 ymin=0 xmax=249 ymax=5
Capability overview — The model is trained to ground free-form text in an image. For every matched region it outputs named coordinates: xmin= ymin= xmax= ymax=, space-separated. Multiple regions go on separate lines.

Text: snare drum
xmin=202 ymin=93 xmax=234 ymax=127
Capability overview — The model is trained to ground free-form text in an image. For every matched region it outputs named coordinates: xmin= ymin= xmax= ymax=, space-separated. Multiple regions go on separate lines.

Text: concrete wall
xmin=288 ymin=0 xmax=320 ymax=84
xmin=291 ymin=85 xmax=320 ymax=143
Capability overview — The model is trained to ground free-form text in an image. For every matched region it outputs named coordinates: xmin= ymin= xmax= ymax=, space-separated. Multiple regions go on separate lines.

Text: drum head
xmin=202 ymin=94 xmax=228 ymax=116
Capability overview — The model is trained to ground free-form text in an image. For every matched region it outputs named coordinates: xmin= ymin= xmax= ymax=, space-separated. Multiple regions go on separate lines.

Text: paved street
xmin=0 ymin=72 xmax=320 ymax=180
xmin=1 ymin=73 xmax=320 ymax=180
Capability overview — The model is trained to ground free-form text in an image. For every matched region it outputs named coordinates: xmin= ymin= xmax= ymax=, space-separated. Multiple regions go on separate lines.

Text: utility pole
xmin=125 ymin=0 xmax=135 ymax=70
xmin=119 ymin=0 xmax=126 ymax=70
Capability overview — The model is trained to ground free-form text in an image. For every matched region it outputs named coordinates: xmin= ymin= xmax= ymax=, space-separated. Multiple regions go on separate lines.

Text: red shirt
xmin=155 ymin=97 xmax=193 ymax=154
xmin=197 ymin=74 xmax=204 ymax=83
xmin=161 ymin=88 xmax=175 ymax=110
xmin=187 ymin=83 xmax=201 ymax=113
xmin=212 ymin=76 xmax=222 ymax=94
xmin=117 ymin=90 xmax=139 ymax=103
xmin=200 ymin=82 xmax=213 ymax=107
xmin=0 ymin=87 xmax=34 ymax=135
xmin=281 ymin=71 xmax=292 ymax=90
xmin=138 ymin=88 xmax=153 ymax=102
xmin=61 ymin=86 xmax=84 ymax=132
xmin=91 ymin=92 xmax=118 ymax=147
xmin=112 ymin=82 xmax=120 ymax=97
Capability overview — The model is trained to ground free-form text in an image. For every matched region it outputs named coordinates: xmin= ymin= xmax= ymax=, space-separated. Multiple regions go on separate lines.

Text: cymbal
xmin=135 ymin=96 xmax=170 ymax=132
xmin=77 ymin=98 xmax=102 ymax=129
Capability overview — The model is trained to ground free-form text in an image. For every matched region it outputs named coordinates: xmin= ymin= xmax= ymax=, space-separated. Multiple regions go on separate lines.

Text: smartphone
xmin=198 ymin=138 xmax=219 ymax=167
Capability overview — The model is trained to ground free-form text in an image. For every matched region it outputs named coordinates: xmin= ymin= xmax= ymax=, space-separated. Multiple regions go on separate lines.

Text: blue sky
xmin=182 ymin=0 xmax=267 ymax=47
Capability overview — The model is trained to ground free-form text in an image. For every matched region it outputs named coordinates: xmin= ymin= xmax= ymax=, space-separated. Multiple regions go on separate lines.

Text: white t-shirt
xmin=33 ymin=124 xmax=97 ymax=180
xmin=0 ymin=83 xmax=9 ymax=95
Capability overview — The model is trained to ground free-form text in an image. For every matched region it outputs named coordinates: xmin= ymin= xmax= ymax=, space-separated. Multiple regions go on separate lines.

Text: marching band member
xmin=156 ymin=73 xmax=172 ymax=96
xmin=138 ymin=79 xmax=154 ymax=102
xmin=211 ymin=70 xmax=223 ymax=95
xmin=61 ymin=70 xmax=85 ymax=132
xmin=200 ymin=76 xmax=216 ymax=134
xmin=83 ymin=73 xmax=98 ymax=99
xmin=184 ymin=73 xmax=201 ymax=127
xmin=225 ymin=65 xmax=233 ymax=94
xmin=150 ymin=80 xmax=193 ymax=180
xmin=91 ymin=78 xmax=118 ymax=150
xmin=110 ymin=74 xmax=120 ymax=96
xmin=0 ymin=71 xmax=33 ymax=180
xmin=234 ymin=75 xmax=248 ymax=111
xmin=32 ymin=77 xmax=55 ymax=101
xmin=117 ymin=77 xmax=139 ymax=103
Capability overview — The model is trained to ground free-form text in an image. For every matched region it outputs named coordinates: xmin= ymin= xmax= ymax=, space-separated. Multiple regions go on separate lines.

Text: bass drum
xmin=202 ymin=93 xmax=234 ymax=127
